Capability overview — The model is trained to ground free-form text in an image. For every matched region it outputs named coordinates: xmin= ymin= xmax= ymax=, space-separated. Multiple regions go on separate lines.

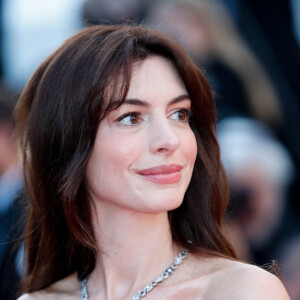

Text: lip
xmin=137 ymin=164 xmax=183 ymax=184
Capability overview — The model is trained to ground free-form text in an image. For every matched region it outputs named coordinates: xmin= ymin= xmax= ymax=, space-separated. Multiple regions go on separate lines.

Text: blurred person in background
xmin=0 ymin=82 xmax=24 ymax=299
xmin=217 ymin=117 xmax=295 ymax=263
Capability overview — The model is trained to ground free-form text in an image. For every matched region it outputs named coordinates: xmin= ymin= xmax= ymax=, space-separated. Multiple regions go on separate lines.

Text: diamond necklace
xmin=81 ymin=249 xmax=188 ymax=300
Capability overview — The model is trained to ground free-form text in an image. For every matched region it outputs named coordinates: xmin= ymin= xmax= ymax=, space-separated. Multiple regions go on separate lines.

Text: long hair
xmin=15 ymin=24 xmax=236 ymax=293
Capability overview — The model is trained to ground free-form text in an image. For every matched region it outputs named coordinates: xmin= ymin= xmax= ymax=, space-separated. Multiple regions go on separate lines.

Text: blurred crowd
xmin=0 ymin=0 xmax=299 ymax=299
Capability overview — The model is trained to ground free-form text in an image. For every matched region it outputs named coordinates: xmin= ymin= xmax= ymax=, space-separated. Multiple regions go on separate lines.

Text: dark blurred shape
xmin=227 ymin=185 xmax=252 ymax=220
xmin=0 ymin=82 xmax=24 ymax=299
xmin=290 ymin=0 xmax=300 ymax=48
xmin=238 ymin=0 xmax=300 ymax=104
xmin=83 ymin=0 xmax=147 ymax=24
xmin=0 ymin=193 xmax=25 ymax=300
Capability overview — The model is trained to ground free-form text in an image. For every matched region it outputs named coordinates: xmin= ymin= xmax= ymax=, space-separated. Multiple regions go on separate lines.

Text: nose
xmin=148 ymin=116 xmax=180 ymax=154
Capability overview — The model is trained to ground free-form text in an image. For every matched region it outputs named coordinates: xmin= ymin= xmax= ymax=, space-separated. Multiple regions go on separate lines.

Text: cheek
xmin=183 ymin=129 xmax=197 ymax=165
xmin=86 ymin=133 xmax=144 ymax=183
xmin=104 ymin=134 xmax=145 ymax=168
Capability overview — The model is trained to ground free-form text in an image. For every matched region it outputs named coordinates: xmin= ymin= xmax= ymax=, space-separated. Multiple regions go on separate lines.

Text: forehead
xmin=126 ymin=56 xmax=187 ymax=100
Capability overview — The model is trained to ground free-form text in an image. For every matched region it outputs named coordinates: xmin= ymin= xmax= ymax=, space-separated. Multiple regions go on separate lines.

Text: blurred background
xmin=0 ymin=0 xmax=299 ymax=299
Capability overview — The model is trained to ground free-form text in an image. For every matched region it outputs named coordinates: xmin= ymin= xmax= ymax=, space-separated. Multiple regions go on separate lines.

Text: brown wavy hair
xmin=15 ymin=24 xmax=236 ymax=293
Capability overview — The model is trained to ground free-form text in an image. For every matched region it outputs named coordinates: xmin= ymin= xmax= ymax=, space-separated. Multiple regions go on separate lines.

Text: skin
xmin=18 ymin=56 xmax=290 ymax=300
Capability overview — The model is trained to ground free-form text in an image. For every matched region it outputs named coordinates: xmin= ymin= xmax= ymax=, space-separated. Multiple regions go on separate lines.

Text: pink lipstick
xmin=137 ymin=164 xmax=183 ymax=184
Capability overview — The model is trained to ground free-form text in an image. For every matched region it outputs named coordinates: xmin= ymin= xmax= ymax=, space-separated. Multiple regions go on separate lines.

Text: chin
xmin=147 ymin=193 xmax=185 ymax=213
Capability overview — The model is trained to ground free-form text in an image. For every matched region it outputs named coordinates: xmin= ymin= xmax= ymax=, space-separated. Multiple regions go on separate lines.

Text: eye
xmin=170 ymin=109 xmax=192 ymax=122
xmin=117 ymin=112 xmax=141 ymax=126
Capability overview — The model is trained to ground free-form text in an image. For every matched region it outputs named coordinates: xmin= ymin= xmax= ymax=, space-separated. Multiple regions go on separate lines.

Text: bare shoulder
xmin=17 ymin=294 xmax=36 ymax=300
xmin=17 ymin=273 xmax=81 ymax=300
xmin=17 ymin=292 xmax=52 ymax=300
xmin=207 ymin=259 xmax=290 ymax=300
xmin=180 ymin=255 xmax=290 ymax=299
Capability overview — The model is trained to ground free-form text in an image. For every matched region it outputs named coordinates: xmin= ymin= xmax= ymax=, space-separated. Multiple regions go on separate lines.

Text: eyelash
xmin=117 ymin=109 xmax=193 ymax=127
xmin=170 ymin=109 xmax=193 ymax=122
xmin=117 ymin=112 xmax=142 ymax=126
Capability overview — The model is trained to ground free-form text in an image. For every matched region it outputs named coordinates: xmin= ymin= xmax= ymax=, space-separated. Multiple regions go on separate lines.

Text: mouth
xmin=136 ymin=164 xmax=183 ymax=184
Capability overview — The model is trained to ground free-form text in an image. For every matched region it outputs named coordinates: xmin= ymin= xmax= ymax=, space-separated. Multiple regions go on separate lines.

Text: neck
xmin=88 ymin=200 xmax=179 ymax=299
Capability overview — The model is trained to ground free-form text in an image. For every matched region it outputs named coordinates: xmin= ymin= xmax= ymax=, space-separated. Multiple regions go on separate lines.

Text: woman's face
xmin=86 ymin=56 xmax=197 ymax=213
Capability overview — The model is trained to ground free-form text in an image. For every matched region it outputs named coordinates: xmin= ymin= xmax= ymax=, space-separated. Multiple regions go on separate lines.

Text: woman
xmin=16 ymin=25 xmax=289 ymax=299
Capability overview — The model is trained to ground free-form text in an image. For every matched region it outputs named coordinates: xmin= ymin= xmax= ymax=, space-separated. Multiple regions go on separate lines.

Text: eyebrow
xmin=122 ymin=94 xmax=191 ymax=107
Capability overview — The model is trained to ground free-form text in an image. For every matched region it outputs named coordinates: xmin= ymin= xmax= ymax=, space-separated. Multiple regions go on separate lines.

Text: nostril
xmin=157 ymin=147 xmax=167 ymax=153
xmin=149 ymin=124 xmax=180 ymax=154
